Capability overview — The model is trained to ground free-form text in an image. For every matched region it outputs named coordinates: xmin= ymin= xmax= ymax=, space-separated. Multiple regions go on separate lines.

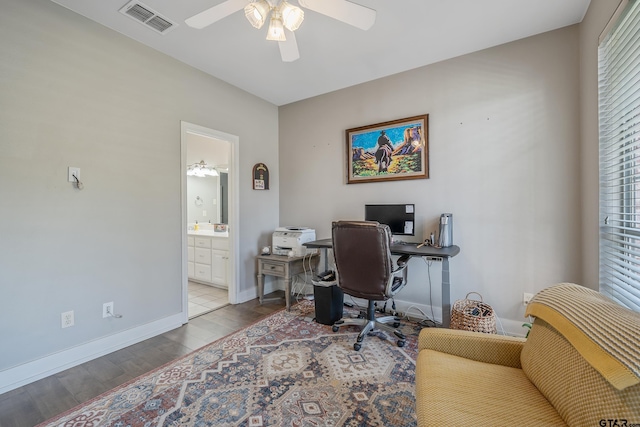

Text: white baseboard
xmin=335 ymin=296 xmax=529 ymax=337
xmin=235 ymin=281 xmax=281 ymax=304
xmin=0 ymin=313 xmax=184 ymax=395
xmin=498 ymin=317 xmax=530 ymax=337
xmin=236 ymin=287 xmax=258 ymax=304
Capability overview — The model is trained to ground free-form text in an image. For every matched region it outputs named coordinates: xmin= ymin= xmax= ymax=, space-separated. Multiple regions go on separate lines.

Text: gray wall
xmin=279 ymin=25 xmax=582 ymax=333
xmin=0 ymin=0 xmax=278 ymax=377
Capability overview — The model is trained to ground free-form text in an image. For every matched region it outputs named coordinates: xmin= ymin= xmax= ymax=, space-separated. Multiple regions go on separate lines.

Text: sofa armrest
xmin=418 ymin=328 xmax=526 ymax=369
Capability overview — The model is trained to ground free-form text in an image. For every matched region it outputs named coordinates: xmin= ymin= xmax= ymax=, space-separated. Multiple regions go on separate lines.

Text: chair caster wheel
xmin=354 ymin=343 xmax=362 ymax=351
xmin=332 ymin=326 xmax=339 ymax=332
xmin=393 ymin=322 xmax=400 ymax=328
xmin=397 ymin=340 xmax=406 ymax=348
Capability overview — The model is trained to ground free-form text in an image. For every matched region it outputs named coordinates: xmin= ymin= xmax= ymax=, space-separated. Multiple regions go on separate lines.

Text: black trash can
xmin=313 ymin=283 xmax=344 ymax=325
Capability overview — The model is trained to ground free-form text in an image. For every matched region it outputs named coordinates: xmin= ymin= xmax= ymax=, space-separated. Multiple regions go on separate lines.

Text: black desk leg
xmin=441 ymin=258 xmax=451 ymax=328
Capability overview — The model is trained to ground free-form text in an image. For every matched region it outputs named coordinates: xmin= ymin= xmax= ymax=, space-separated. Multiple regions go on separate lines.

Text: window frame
xmin=598 ymin=0 xmax=640 ymax=313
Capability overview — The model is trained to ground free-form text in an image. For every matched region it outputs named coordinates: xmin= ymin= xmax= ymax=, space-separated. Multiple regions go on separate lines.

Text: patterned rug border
xmin=35 ymin=304 xmax=294 ymax=426
xmin=37 ymin=300 xmax=420 ymax=427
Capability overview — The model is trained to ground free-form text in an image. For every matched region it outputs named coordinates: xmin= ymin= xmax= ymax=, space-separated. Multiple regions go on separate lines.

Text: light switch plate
xmin=68 ymin=167 xmax=80 ymax=182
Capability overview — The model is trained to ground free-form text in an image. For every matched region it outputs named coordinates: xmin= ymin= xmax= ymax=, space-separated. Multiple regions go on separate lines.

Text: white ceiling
xmin=50 ymin=0 xmax=591 ymax=106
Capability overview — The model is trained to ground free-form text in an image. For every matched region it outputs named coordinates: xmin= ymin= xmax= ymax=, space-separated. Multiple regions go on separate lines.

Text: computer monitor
xmin=364 ymin=204 xmax=415 ymax=236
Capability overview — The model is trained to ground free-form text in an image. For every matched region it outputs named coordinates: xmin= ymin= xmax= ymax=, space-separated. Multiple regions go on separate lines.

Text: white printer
xmin=272 ymin=227 xmax=317 ymax=256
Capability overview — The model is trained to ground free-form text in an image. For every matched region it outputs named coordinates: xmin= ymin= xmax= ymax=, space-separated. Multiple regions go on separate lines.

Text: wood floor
xmin=0 ymin=292 xmax=287 ymax=427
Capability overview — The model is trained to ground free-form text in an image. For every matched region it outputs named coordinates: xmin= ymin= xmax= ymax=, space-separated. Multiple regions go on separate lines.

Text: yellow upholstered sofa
xmin=415 ymin=283 xmax=640 ymax=427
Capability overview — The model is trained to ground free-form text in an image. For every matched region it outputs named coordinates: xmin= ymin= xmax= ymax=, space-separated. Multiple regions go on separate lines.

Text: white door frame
xmin=180 ymin=121 xmax=240 ymax=323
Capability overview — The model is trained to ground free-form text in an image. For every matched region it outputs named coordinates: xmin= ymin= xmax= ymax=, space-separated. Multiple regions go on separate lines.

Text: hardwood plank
xmin=0 ymin=297 xmax=284 ymax=426
xmin=54 ymin=364 xmax=109 ymax=403
xmin=24 ymin=376 xmax=78 ymax=421
xmin=0 ymin=389 xmax=45 ymax=427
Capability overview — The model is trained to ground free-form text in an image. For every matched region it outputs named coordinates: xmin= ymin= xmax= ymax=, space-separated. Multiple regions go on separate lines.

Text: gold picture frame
xmin=346 ymin=115 xmax=429 ymax=184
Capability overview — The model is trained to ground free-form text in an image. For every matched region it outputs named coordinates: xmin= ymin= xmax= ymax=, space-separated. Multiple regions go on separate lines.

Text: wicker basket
xmin=450 ymin=292 xmax=497 ymax=334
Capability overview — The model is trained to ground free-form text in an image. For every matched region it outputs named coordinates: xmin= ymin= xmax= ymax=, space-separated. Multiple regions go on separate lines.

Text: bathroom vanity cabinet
xmin=187 ymin=233 xmax=229 ymax=288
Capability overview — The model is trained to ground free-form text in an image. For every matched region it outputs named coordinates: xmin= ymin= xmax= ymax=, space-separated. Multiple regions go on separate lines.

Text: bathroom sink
xmin=187 ymin=229 xmax=228 ymax=237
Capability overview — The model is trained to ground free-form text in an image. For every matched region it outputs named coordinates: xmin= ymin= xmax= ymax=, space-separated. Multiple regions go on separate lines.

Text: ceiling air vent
xmin=119 ymin=1 xmax=177 ymax=35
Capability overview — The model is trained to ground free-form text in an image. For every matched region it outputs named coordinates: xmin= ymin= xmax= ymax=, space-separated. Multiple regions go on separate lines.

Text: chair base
xmin=332 ymin=301 xmax=406 ymax=351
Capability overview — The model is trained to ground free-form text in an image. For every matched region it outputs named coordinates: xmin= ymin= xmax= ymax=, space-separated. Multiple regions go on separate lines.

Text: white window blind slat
xmin=599 ymin=0 xmax=640 ymax=313
xmin=601 ymin=245 xmax=640 ymax=275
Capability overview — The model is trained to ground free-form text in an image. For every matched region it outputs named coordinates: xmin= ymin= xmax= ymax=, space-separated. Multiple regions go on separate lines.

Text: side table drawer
xmin=260 ymin=261 xmax=286 ymax=276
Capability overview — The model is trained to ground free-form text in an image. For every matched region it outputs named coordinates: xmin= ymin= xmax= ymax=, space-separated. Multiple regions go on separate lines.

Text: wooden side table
xmin=257 ymin=253 xmax=318 ymax=311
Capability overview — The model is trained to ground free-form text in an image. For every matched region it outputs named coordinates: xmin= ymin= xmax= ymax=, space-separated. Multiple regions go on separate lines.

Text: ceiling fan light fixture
xmin=279 ymin=1 xmax=304 ymax=31
xmin=266 ymin=14 xmax=286 ymax=41
xmin=244 ymin=0 xmax=270 ymax=29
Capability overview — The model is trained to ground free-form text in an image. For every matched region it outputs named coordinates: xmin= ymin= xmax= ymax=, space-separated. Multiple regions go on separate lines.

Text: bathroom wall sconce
xmin=187 ymin=160 xmax=219 ymax=177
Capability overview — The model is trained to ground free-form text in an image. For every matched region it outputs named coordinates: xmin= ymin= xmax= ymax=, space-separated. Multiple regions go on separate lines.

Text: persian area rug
xmin=39 ymin=300 xmax=420 ymax=427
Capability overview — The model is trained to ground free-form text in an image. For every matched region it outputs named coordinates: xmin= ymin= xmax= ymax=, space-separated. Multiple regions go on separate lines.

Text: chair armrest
xmin=396 ymin=254 xmax=411 ymax=269
xmin=387 ymin=255 xmax=410 ymax=296
xmin=418 ymin=328 xmax=526 ymax=368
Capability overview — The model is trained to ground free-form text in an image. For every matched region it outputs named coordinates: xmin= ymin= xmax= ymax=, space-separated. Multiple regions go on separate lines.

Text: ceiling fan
xmin=185 ymin=0 xmax=376 ymax=62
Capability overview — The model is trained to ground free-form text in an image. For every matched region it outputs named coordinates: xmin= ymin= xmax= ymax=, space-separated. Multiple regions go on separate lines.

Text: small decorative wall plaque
xmin=253 ymin=163 xmax=270 ymax=190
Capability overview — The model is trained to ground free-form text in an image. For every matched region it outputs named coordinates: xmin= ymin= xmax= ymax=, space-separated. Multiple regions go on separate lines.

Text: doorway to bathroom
xmin=181 ymin=122 xmax=239 ymax=321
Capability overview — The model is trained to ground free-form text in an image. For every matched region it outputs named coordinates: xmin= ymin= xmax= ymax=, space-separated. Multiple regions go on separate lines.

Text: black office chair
xmin=331 ymin=221 xmax=410 ymax=351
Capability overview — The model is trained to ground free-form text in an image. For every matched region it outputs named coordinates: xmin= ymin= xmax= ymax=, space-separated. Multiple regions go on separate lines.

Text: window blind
xmin=599 ymin=0 xmax=640 ymax=312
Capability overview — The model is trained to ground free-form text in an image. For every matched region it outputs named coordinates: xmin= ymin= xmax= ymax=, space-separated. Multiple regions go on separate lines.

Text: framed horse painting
xmin=345 ymin=114 xmax=429 ymax=184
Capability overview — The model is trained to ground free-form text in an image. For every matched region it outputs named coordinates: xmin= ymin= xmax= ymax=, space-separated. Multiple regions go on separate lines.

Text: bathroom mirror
xmin=187 ymin=173 xmax=228 ymax=225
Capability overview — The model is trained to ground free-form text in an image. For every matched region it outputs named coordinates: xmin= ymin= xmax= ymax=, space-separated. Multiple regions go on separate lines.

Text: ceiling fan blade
xmin=298 ymin=0 xmax=376 ymax=30
xmin=279 ymin=30 xmax=300 ymax=62
xmin=185 ymin=0 xmax=246 ymax=29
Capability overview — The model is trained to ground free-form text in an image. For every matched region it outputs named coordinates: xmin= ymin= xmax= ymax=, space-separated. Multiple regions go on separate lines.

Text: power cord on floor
xmin=492 ymin=308 xmax=506 ymax=335
xmin=402 ymin=305 xmax=437 ymax=328
xmin=290 ymin=252 xmax=318 ymax=304
xmin=345 ymin=294 xmax=366 ymax=318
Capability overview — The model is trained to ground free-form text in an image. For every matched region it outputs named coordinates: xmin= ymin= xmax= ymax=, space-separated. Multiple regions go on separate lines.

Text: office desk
xmin=304 ymin=238 xmax=460 ymax=328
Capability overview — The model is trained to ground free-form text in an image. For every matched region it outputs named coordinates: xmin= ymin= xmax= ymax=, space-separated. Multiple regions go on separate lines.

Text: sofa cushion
xmin=416 ymin=349 xmax=566 ymax=427
xmin=525 ymin=283 xmax=640 ymax=390
xmin=418 ymin=328 xmax=525 ymax=368
xmin=521 ymin=319 xmax=640 ymax=426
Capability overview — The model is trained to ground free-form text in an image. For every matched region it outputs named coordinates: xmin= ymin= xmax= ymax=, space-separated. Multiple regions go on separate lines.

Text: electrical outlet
xmin=61 ymin=311 xmax=74 ymax=328
xmin=523 ymin=292 xmax=534 ymax=305
xmin=103 ymin=302 xmax=114 ymax=318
